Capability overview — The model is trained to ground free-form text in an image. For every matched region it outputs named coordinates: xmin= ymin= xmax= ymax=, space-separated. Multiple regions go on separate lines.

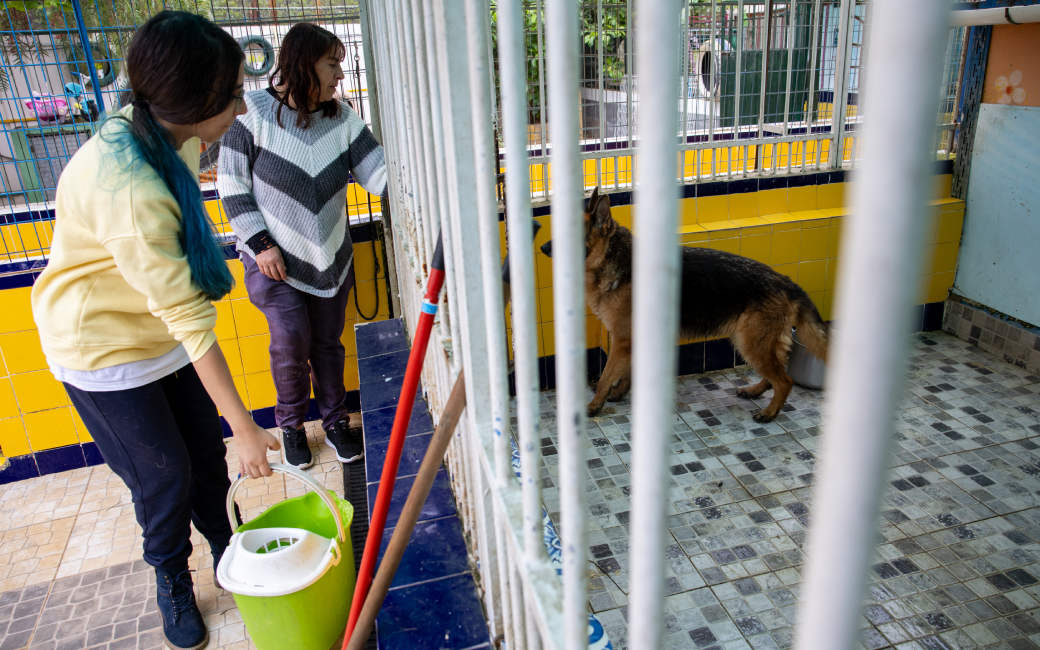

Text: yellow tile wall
xmin=0 ymin=175 xmax=957 ymax=458
xmin=0 ymin=248 xmax=389 ymax=458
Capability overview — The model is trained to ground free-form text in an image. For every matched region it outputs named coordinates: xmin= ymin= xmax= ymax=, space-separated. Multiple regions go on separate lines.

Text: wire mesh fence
xmin=0 ymin=1 xmax=967 ymax=262
xmin=0 ymin=0 xmax=375 ymax=263
xmin=488 ymin=0 xmax=967 ymax=201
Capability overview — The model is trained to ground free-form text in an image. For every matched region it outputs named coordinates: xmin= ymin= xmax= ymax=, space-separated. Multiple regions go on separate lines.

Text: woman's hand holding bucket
xmin=193 ymin=344 xmax=282 ymax=478
xmin=234 ymin=425 xmax=281 ymax=479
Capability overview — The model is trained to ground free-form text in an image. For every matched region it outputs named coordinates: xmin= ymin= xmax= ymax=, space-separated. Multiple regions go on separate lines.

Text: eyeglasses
xmin=228 ymin=91 xmax=245 ymax=112
xmin=209 ymin=89 xmax=246 ymax=112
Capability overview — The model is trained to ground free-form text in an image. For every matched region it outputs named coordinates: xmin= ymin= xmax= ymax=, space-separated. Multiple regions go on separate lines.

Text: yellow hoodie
xmin=31 ymin=111 xmax=218 ymax=372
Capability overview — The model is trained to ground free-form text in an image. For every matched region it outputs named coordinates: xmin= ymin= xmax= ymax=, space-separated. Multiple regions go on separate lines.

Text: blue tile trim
xmin=366 ymin=432 xmax=433 ymax=482
xmin=82 ymin=442 xmax=105 ymax=467
xmin=0 ymin=455 xmax=39 ymax=484
xmin=34 ymin=445 xmax=86 ymax=475
xmin=361 ymin=377 xmax=421 ymax=413
xmin=355 ymin=322 xmax=409 ymax=359
xmin=956 ymin=0 xmax=1040 ymax=8
xmin=218 ymin=393 xmax=358 ymax=438
xmin=0 ymin=225 xmax=378 ymax=281
xmin=0 ymin=273 xmax=36 ymax=290
xmin=376 ymin=515 xmax=470 ymax=591
xmin=356 ymin=315 xmax=488 ymax=650
xmin=375 ymin=573 xmax=491 ymax=650
xmin=361 ymin=401 xmax=434 ymax=445
xmin=0 ymin=208 xmax=55 ymax=225
xmin=359 ymin=351 xmax=411 ymax=388
xmin=0 ymin=391 xmax=359 ymax=484
xmin=366 ymin=468 xmax=456 ymax=528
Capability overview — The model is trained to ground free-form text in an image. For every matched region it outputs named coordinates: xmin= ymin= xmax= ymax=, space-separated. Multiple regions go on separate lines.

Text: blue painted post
xmin=70 ymin=0 xmax=106 ymax=114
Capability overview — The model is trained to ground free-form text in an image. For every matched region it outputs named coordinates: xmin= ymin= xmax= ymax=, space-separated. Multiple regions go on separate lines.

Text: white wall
xmin=953 ymin=104 xmax=1040 ymax=324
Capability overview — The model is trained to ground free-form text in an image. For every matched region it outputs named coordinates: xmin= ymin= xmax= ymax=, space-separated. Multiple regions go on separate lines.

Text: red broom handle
xmin=344 ymin=235 xmax=445 ymax=645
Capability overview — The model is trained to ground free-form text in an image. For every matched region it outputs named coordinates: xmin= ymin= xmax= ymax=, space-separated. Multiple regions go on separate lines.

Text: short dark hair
xmin=270 ymin=23 xmax=345 ymax=129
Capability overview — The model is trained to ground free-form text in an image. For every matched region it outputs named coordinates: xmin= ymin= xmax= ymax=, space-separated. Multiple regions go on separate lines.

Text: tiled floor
xmin=528 ymin=331 xmax=1040 ymax=650
xmin=1 ymin=329 xmax=1038 ymax=650
xmin=0 ymin=419 xmax=352 ymax=650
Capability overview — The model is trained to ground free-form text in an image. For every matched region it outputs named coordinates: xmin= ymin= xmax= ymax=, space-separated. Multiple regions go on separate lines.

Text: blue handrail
xmin=69 ymin=0 xmax=106 ymax=114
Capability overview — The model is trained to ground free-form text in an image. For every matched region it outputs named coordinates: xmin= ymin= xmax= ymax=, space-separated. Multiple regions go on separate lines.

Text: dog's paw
xmin=587 ymin=403 xmax=603 ymax=418
xmin=752 ymin=410 xmax=776 ymax=423
xmin=736 ymin=389 xmax=753 ymax=399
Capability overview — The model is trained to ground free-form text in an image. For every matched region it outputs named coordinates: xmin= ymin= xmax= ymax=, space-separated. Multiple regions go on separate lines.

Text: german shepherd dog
xmin=540 ymin=187 xmax=829 ymax=423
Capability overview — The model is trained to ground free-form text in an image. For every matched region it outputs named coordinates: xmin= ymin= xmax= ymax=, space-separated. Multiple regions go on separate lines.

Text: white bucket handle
xmin=226 ymin=463 xmax=347 ymax=544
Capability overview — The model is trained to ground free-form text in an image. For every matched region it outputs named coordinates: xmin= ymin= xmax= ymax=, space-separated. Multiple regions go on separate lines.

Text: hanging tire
xmin=66 ymin=40 xmax=117 ymax=88
xmin=239 ymin=36 xmax=275 ymax=77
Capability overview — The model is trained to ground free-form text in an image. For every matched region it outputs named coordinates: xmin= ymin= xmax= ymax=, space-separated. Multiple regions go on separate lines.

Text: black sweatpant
xmin=65 ymin=364 xmax=234 ymax=575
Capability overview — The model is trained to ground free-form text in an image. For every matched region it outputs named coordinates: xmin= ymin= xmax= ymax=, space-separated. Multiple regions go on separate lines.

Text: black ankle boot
xmin=155 ymin=567 xmax=209 ymax=649
xmin=211 ymin=544 xmax=227 ymax=591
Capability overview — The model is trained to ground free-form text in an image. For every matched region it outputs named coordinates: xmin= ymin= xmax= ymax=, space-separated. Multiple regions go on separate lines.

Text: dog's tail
xmin=794 ymin=295 xmax=829 ymax=363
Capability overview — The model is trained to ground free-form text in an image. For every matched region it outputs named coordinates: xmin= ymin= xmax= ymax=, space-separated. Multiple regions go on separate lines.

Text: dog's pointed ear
xmin=592 ymin=188 xmax=612 ymax=228
xmin=587 ymin=186 xmax=600 ymax=213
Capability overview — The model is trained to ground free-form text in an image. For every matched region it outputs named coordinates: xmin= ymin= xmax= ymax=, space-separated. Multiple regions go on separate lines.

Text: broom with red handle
xmin=343 ymin=218 xmax=541 ymax=648
xmin=344 ymin=233 xmax=446 ymax=643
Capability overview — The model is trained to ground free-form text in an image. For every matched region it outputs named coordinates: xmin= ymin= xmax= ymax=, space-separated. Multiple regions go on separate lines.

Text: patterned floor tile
xmin=524 ymin=333 xmax=1040 ymax=650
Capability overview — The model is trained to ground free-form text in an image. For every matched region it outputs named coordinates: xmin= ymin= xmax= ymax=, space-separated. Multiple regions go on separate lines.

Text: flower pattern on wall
xmin=995 ymin=70 xmax=1027 ymax=105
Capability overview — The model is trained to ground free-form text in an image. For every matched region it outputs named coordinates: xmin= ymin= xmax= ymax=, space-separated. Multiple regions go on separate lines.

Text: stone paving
xmin=0 ymin=419 xmax=348 ymax=650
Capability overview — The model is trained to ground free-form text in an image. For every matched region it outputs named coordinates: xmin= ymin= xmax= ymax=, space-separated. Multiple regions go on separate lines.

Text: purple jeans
xmin=243 ymin=254 xmax=355 ymax=431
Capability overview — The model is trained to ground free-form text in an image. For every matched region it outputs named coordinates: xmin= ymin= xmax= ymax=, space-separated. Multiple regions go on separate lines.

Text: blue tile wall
xmin=366 ymin=432 xmax=433 ymax=482
xmin=366 ymin=469 xmax=458 ymax=530
xmin=376 ymin=515 xmax=471 ymax=590
xmin=356 ymin=318 xmax=490 ymax=650
xmin=376 ymin=574 xmax=491 ymax=650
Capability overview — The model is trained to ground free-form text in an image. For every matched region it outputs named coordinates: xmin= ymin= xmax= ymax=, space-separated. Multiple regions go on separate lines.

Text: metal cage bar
xmin=795 ymin=1 xmax=950 ymax=649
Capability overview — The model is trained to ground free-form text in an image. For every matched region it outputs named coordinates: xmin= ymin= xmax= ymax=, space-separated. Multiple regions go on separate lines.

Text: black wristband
xmin=246 ymin=230 xmax=277 ymax=256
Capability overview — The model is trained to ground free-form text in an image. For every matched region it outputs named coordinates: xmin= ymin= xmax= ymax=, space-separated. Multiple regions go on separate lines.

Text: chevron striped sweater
xmin=218 ymin=88 xmax=387 ymax=297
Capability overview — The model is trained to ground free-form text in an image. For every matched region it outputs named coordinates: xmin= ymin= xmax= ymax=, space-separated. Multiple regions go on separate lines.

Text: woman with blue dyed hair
xmin=31 ymin=11 xmax=279 ymax=650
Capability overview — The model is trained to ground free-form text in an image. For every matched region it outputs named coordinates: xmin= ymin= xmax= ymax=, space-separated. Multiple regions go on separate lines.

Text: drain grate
xmin=343 ymin=460 xmax=378 ymax=650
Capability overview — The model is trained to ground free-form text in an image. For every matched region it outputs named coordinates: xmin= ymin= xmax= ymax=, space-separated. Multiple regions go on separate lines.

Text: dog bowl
xmin=787 ymin=325 xmax=831 ymax=390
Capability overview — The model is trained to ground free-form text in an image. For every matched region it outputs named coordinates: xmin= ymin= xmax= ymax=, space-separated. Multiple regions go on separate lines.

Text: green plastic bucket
xmin=217 ymin=464 xmax=355 ymax=650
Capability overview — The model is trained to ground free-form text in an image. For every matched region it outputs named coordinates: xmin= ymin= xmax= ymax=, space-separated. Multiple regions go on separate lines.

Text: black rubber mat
xmin=343 ymin=460 xmax=378 ymax=650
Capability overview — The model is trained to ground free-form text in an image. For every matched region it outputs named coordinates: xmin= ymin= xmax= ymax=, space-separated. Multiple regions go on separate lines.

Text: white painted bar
xmin=420 ymin=0 xmax=463 ymax=367
xmin=545 ymin=0 xmax=586 ymax=646
xmin=828 ymin=0 xmax=855 ymax=170
xmin=629 ymin=0 xmax=683 ymax=649
xmin=387 ymin=0 xmax=427 ymax=277
xmin=755 ymin=0 xmax=773 ymax=171
xmin=376 ymin=0 xmax=413 ymax=276
xmin=497 ymin=0 xmax=547 ymax=570
xmin=407 ymin=0 xmax=459 ymax=361
xmin=794 ymin=1 xmax=950 ymax=649
xmin=733 ymin=0 xmax=744 ymax=178
xmin=708 ymin=0 xmax=717 ymax=178
xmin=395 ymin=0 xmax=436 ymax=272
xmin=803 ymin=0 xmax=822 ymax=172
xmin=428 ymin=0 xmax=499 ymax=638
xmin=464 ymin=0 xmax=514 ymax=494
